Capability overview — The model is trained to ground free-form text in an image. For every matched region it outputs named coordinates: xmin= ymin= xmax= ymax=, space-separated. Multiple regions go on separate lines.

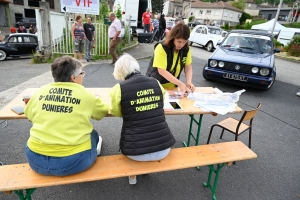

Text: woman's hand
xmin=178 ymin=82 xmax=188 ymax=93
xmin=186 ymin=82 xmax=195 ymax=92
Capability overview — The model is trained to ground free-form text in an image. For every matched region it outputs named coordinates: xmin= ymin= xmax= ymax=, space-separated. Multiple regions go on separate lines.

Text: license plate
xmin=223 ymin=73 xmax=248 ymax=82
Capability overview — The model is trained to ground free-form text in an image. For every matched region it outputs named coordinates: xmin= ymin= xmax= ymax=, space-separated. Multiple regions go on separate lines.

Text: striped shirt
xmin=153 ymin=19 xmax=159 ymax=28
xmin=74 ymin=23 xmax=85 ymax=39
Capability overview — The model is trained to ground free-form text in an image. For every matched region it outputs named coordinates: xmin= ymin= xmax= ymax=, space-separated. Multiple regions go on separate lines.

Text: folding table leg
xmin=183 ymin=114 xmax=203 ymax=147
xmin=14 ymin=188 xmax=36 ymax=200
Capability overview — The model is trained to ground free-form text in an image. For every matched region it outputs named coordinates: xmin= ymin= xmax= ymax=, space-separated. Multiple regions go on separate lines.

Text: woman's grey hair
xmin=113 ymin=53 xmax=140 ymax=81
xmin=51 ymin=56 xmax=82 ymax=82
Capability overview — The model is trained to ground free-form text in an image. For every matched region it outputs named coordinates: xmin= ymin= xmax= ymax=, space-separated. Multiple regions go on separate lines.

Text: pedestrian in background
xmin=17 ymin=26 xmax=23 ymax=33
xmin=108 ymin=12 xmax=121 ymax=65
xmin=159 ymin=14 xmax=166 ymax=40
xmin=29 ymin=25 xmax=34 ymax=34
xmin=71 ymin=15 xmax=87 ymax=63
xmin=153 ymin=15 xmax=160 ymax=41
xmin=84 ymin=16 xmax=96 ymax=62
xmin=142 ymin=8 xmax=152 ymax=33
xmin=10 ymin=25 xmax=16 ymax=33
xmin=23 ymin=26 xmax=27 ymax=33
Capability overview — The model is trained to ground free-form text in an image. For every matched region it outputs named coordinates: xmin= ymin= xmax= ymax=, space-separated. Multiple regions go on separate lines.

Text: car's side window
xmin=28 ymin=37 xmax=37 ymax=43
xmin=202 ymin=28 xmax=207 ymax=34
xmin=18 ymin=37 xmax=22 ymax=43
xmin=8 ymin=37 xmax=17 ymax=43
xmin=196 ymin=27 xmax=202 ymax=33
xmin=24 ymin=37 xmax=31 ymax=42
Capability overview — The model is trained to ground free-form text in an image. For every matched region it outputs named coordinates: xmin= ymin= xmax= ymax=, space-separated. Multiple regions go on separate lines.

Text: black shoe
xmin=110 ymin=61 xmax=116 ymax=65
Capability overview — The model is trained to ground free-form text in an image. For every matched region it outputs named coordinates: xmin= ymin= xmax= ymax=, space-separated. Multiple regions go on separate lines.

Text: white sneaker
xmin=96 ymin=136 xmax=102 ymax=156
xmin=129 ymin=176 xmax=137 ymax=185
xmin=297 ymin=92 xmax=300 ymax=97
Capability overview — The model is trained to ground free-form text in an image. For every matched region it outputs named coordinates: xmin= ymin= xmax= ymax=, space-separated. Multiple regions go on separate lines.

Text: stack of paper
xmin=187 ymin=88 xmax=245 ymax=115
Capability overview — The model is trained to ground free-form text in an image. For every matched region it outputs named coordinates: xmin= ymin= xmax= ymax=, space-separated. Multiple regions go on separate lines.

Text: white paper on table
xmin=194 ymin=101 xmax=236 ymax=115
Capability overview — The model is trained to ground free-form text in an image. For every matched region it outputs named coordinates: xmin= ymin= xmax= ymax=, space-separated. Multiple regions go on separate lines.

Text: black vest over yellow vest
xmin=119 ymin=73 xmax=175 ymax=155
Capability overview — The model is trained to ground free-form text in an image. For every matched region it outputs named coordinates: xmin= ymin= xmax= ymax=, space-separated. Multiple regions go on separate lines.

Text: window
xmin=199 ymin=10 xmax=203 ymax=15
xmin=8 ymin=37 xmax=17 ymax=43
xmin=215 ymin=11 xmax=219 ymax=16
xmin=248 ymin=4 xmax=251 ymax=7
xmin=201 ymin=28 xmax=207 ymax=34
xmin=13 ymin=0 xmax=24 ymax=5
xmin=224 ymin=11 xmax=227 ymax=17
xmin=206 ymin=10 xmax=211 ymax=15
xmin=196 ymin=27 xmax=202 ymax=33
xmin=28 ymin=0 xmax=39 ymax=7
xmin=46 ymin=0 xmax=55 ymax=9
xmin=238 ymin=14 xmax=241 ymax=19
xmin=23 ymin=37 xmax=36 ymax=43
xmin=230 ymin=12 xmax=233 ymax=18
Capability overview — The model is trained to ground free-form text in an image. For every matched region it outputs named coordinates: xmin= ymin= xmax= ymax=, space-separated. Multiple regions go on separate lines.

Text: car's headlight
xmin=252 ymin=67 xmax=259 ymax=73
xmin=218 ymin=61 xmax=224 ymax=68
xmin=210 ymin=60 xmax=217 ymax=67
xmin=260 ymin=68 xmax=269 ymax=76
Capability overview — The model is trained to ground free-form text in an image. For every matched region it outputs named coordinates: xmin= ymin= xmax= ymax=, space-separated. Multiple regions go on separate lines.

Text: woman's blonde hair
xmin=113 ymin=53 xmax=140 ymax=81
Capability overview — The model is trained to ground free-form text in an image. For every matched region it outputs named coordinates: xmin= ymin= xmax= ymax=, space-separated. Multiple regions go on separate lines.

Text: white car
xmin=189 ymin=25 xmax=226 ymax=52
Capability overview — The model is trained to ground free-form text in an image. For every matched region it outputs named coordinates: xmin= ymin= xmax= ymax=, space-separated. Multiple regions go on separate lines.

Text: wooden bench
xmin=0 ymin=141 xmax=257 ymax=200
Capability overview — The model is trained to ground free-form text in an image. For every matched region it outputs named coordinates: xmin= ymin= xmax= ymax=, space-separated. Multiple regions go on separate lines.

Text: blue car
xmin=202 ymin=30 xmax=280 ymax=90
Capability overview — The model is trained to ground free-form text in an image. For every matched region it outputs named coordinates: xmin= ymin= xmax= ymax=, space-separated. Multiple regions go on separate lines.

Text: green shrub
xmin=287 ymin=35 xmax=300 ymax=57
xmin=224 ymin=23 xmax=229 ymax=30
xmin=273 ymin=39 xmax=281 ymax=48
xmin=189 ymin=16 xmax=195 ymax=22
xmin=244 ymin=22 xmax=252 ymax=30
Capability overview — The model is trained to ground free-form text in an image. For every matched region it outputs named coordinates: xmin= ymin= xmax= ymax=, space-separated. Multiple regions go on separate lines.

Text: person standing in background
xmin=142 ymin=8 xmax=151 ymax=33
xmin=84 ymin=16 xmax=96 ymax=62
xmin=10 ymin=25 xmax=16 ymax=33
xmin=71 ymin=15 xmax=87 ymax=63
xmin=108 ymin=12 xmax=121 ymax=65
xmin=23 ymin=26 xmax=27 ymax=33
xmin=159 ymin=14 xmax=166 ymax=40
xmin=153 ymin=15 xmax=160 ymax=41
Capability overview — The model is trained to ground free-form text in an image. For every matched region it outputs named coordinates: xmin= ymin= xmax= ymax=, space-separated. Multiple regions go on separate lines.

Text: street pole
xmin=271 ymin=0 xmax=283 ymax=35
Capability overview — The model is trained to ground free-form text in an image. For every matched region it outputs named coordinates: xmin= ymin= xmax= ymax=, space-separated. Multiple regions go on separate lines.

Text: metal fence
xmin=51 ymin=20 xmax=109 ymax=56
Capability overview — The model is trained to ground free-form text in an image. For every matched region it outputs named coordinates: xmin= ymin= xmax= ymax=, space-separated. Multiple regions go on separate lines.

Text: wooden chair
xmin=206 ymin=103 xmax=262 ymax=148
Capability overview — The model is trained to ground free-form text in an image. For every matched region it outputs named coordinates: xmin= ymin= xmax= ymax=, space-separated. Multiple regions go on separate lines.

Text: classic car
xmin=189 ymin=25 xmax=226 ymax=52
xmin=202 ymin=30 xmax=280 ymax=91
xmin=0 ymin=33 xmax=38 ymax=61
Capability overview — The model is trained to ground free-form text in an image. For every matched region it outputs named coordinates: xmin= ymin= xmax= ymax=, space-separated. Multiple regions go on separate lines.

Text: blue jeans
xmin=25 ymin=129 xmax=99 ymax=176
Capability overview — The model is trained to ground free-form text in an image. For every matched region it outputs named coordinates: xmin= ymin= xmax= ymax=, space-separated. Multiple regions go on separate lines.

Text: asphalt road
xmin=0 ymin=46 xmax=299 ymax=200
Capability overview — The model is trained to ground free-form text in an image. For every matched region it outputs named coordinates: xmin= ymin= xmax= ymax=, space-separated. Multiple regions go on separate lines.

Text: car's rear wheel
xmin=263 ymin=74 xmax=276 ymax=91
xmin=0 ymin=50 xmax=7 ymax=61
xmin=202 ymin=64 xmax=210 ymax=80
xmin=206 ymin=42 xmax=213 ymax=52
xmin=189 ymin=41 xmax=193 ymax=46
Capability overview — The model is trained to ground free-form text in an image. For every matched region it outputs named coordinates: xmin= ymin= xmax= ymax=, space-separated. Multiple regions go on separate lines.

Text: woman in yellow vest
xmin=147 ymin=23 xmax=195 ymax=93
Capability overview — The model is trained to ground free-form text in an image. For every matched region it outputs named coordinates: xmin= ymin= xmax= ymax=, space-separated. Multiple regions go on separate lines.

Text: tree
xmin=231 ymin=0 xmax=246 ymax=11
xmin=115 ymin=3 xmax=122 ymax=19
xmin=254 ymin=0 xmax=263 ymax=4
xmin=100 ymin=1 xmax=110 ymax=21
xmin=239 ymin=12 xmax=252 ymax=25
xmin=152 ymin=0 xmax=164 ymax=14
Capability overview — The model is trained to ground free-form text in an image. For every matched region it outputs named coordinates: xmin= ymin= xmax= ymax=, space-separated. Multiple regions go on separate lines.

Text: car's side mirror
xmin=274 ymin=48 xmax=280 ymax=53
xmin=217 ymin=41 xmax=221 ymax=46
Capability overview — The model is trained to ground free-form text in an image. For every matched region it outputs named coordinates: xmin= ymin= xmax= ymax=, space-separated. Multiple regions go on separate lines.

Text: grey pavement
xmin=1 ymin=43 xmax=300 ymax=200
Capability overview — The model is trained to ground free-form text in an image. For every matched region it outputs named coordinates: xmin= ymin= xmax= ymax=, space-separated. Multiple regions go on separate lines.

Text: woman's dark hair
xmin=164 ymin=22 xmax=190 ymax=49
xmin=51 ymin=56 xmax=82 ymax=82
xmin=75 ymin=15 xmax=82 ymax=22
